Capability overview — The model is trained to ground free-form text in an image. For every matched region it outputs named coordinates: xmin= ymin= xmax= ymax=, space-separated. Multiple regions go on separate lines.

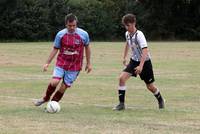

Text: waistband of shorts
xmin=131 ymin=58 xmax=151 ymax=63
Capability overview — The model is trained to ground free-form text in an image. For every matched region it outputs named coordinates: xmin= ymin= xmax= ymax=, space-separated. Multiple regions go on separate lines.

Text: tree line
xmin=0 ymin=0 xmax=199 ymax=41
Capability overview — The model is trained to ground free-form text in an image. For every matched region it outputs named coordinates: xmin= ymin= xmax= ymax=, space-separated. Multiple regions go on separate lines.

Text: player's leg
xmin=51 ymin=82 xmax=69 ymax=102
xmin=113 ymin=72 xmax=131 ymax=110
xmin=113 ymin=59 xmax=138 ymax=111
xmin=118 ymin=71 xmax=131 ymax=104
xmin=42 ymin=78 xmax=61 ymax=101
xmin=140 ymin=60 xmax=165 ymax=109
xmin=146 ymin=83 xmax=165 ymax=109
xmin=51 ymin=71 xmax=79 ymax=102
xmin=34 ymin=66 xmax=64 ymax=106
xmin=34 ymin=79 xmax=61 ymax=106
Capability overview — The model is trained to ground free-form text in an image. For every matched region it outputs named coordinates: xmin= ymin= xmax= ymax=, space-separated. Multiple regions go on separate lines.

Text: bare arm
xmin=84 ymin=45 xmax=92 ymax=73
xmin=43 ymin=47 xmax=59 ymax=72
xmin=123 ymin=42 xmax=129 ymax=66
xmin=135 ymin=47 xmax=148 ymax=75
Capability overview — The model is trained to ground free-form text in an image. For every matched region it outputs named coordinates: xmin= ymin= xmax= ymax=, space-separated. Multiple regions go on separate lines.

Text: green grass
xmin=0 ymin=42 xmax=200 ymax=134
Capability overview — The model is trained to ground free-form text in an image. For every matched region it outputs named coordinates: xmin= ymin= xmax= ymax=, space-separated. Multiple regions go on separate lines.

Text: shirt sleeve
xmin=76 ymin=28 xmax=90 ymax=46
xmin=84 ymin=32 xmax=90 ymax=46
xmin=53 ymin=32 xmax=62 ymax=49
xmin=125 ymin=32 xmax=128 ymax=43
xmin=137 ymin=31 xmax=147 ymax=48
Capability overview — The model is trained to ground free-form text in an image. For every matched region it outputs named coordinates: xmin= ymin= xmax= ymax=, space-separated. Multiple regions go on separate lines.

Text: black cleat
xmin=113 ymin=103 xmax=125 ymax=111
xmin=158 ymin=98 xmax=165 ymax=109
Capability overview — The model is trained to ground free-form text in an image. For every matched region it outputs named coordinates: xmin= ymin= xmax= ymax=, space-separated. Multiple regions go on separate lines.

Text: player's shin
xmin=43 ymin=84 xmax=56 ymax=101
xmin=154 ymin=89 xmax=165 ymax=109
xmin=51 ymin=83 xmax=69 ymax=102
xmin=51 ymin=91 xmax=64 ymax=102
xmin=154 ymin=89 xmax=162 ymax=100
xmin=113 ymin=86 xmax=126 ymax=110
xmin=118 ymin=86 xmax=126 ymax=104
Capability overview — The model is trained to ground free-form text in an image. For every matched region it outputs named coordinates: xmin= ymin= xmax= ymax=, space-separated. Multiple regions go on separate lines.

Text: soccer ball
xmin=46 ymin=101 xmax=61 ymax=113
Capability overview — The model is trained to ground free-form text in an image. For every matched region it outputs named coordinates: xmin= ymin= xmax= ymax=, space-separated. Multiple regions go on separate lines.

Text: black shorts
xmin=123 ymin=59 xmax=155 ymax=84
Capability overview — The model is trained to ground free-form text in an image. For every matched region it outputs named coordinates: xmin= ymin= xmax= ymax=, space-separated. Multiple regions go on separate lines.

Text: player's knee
xmin=146 ymin=83 xmax=154 ymax=90
xmin=50 ymin=82 xmax=58 ymax=87
xmin=119 ymin=76 xmax=126 ymax=83
xmin=50 ymin=79 xmax=60 ymax=87
xmin=146 ymin=84 xmax=151 ymax=90
xmin=58 ymin=83 xmax=69 ymax=93
xmin=58 ymin=88 xmax=66 ymax=93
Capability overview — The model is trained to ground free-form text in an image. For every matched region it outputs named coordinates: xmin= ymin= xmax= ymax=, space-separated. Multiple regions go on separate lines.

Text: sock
xmin=51 ymin=91 xmax=64 ymax=102
xmin=119 ymin=90 xmax=125 ymax=103
xmin=118 ymin=86 xmax=126 ymax=104
xmin=43 ymin=84 xmax=56 ymax=101
xmin=154 ymin=89 xmax=163 ymax=102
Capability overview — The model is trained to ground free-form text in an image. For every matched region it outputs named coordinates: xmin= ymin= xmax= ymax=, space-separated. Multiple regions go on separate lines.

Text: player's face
xmin=66 ymin=20 xmax=77 ymax=33
xmin=125 ymin=23 xmax=136 ymax=33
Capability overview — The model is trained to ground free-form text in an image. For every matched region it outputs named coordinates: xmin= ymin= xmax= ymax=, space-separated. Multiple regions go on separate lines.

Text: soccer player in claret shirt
xmin=34 ymin=13 xmax=92 ymax=106
xmin=113 ymin=13 xmax=165 ymax=110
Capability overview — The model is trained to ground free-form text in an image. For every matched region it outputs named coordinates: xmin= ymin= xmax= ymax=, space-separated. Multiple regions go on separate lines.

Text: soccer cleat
xmin=112 ymin=103 xmax=125 ymax=111
xmin=34 ymin=98 xmax=46 ymax=106
xmin=158 ymin=98 xmax=165 ymax=109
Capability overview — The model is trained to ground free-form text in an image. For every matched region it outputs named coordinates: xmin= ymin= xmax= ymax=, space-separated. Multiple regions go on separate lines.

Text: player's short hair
xmin=65 ymin=13 xmax=78 ymax=24
xmin=122 ymin=14 xmax=136 ymax=25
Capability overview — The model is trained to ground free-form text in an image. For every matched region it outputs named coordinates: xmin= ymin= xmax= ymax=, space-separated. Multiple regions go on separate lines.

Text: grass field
xmin=0 ymin=42 xmax=200 ymax=134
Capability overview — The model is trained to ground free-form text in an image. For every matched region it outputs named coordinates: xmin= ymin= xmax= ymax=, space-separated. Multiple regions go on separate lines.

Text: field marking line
xmin=0 ymin=95 xmax=199 ymax=113
xmin=0 ymin=95 xmax=145 ymax=110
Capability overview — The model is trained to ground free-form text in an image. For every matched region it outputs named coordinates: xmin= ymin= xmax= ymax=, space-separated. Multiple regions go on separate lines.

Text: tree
xmin=0 ymin=0 xmax=199 ymax=41
xmin=48 ymin=0 xmax=70 ymax=39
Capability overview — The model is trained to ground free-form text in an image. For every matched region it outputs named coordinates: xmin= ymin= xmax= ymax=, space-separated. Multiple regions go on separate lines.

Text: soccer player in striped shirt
xmin=113 ymin=14 xmax=165 ymax=110
xmin=34 ymin=13 xmax=92 ymax=106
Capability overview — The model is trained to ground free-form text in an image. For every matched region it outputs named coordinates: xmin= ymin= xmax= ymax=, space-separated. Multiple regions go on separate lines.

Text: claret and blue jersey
xmin=54 ymin=28 xmax=90 ymax=71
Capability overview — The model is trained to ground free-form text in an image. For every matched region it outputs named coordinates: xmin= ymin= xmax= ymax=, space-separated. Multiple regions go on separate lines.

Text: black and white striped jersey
xmin=125 ymin=30 xmax=151 ymax=61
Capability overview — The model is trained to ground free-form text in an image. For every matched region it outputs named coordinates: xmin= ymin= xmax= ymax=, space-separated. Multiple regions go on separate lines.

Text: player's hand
xmin=43 ymin=64 xmax=49 ymax=72
xmin=123 ymin=59 xmax=128 ymax=66
xmin=134 ymin=66 xmax=143 ymax=75
xmin=85 ymin=63 xmax=92 ymax=73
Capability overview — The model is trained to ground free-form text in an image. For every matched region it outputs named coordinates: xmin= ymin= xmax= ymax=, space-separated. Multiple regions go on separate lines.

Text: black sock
xmin=154 ymin=92 xmax=163 ymax=102
xmin=118 ymin=90 xmax=125 ymax=103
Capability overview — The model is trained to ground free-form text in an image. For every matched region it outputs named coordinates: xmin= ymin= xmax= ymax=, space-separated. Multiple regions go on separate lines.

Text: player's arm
xmin=123 ymin=42 xmax=129 ymax=66
xmin=135 ymin=47 xmax=148 ymax=75
xmin=84 ymin=45 xmax=92 ymax=73
xmin=43 ymin=47 xmax=59 ymax=72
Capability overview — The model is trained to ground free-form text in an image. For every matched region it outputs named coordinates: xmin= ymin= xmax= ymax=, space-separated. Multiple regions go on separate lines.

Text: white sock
xmin=118 ymin=86 xmax=126 ymax=91
xmin=153 ymin=88 xmax=160 ymax=95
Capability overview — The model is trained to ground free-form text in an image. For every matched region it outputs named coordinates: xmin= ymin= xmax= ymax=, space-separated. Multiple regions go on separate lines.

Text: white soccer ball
xmin=46 ymin=101 xmax=61 ymax=113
